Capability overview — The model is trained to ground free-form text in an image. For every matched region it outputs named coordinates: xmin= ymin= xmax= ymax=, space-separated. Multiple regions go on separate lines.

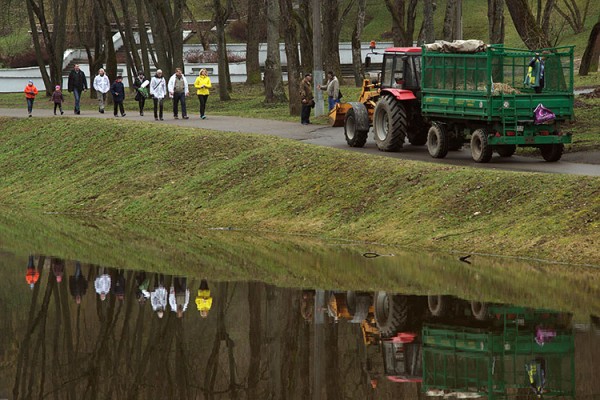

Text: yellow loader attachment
xmin=328 ymin=79 xmax=380 ymax=127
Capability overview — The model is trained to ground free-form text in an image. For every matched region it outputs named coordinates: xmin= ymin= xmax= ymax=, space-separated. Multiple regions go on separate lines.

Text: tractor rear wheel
xmin=496 ymin=145 xmax=517 ymax=157
xmin=428 ymin=295 xmax=453 ymax=317
xmin=470 ymin=129 xmax=493 ymax=163
xmin=374 ymin=292 xmax=409 ymax=338
xmin=540 ymin=143 xmax=564 ymax=162
xmin=344 ymin=102 xmax=370 ymax=147
xmin=373 ymin=95 xmax=407 ymax=151
xmin=427 ymin=123 xmax=449 ymax=158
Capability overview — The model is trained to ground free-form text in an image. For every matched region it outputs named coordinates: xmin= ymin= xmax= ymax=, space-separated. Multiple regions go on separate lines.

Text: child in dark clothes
xmin=111 ymin=75 xmax=126 ymax=117
xmin=51 ymin=85 xmax=64 ymax=115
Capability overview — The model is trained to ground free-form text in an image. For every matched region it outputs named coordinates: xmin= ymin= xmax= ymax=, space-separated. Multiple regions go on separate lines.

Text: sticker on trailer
xmin=479 ymin=101 xmax=483 ymax=108
xmin=517 ymin=126 xmax=524 ymax=132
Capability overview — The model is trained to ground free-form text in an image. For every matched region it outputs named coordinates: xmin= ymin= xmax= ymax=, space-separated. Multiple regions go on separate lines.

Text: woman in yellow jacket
xmin=193 ymin=69 xmax=212 ymax=119
xmin=195 ymin=279 xmax=213 ymax=318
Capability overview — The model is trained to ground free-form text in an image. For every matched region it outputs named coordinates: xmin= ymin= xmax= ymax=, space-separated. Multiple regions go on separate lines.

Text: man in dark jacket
xmin=299 ymin=73 xmax=313 ymax=125
xmin=69 ymin=262 xmax=88 ymax=304
xmin=67 ymin=64 xmax=88 ymax=114
xmin=111 ymin=75 xmax=126 ymax=117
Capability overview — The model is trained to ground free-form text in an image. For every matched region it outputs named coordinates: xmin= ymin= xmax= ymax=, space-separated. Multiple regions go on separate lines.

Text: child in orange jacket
xmin=24 ymin=80 xmax=39 ymax=117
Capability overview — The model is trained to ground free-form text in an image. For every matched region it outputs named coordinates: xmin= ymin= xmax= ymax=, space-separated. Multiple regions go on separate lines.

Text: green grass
xmin=0 ymin=117 xmax=599 ymax=266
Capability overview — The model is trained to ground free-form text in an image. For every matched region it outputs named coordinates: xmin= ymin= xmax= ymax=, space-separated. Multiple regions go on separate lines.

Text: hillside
xmin=0 ymin=117 xmax=598 ymax=265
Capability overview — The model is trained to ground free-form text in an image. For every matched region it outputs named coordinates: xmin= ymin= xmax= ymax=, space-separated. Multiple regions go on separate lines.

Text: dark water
xmin=0 ymin=213 xmax=599 ymax=399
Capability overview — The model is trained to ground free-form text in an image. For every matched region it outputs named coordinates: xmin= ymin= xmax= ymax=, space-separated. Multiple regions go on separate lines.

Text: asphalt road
xmin=2 ymin=107 xmax=599 ymax=177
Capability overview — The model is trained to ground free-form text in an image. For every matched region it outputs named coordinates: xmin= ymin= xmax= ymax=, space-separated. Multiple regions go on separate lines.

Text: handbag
xmin=533 ymin=103 xmax=555 ymax=125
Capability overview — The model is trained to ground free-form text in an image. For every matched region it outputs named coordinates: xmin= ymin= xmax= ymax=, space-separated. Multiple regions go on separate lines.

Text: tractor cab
xmin=380 ymin=47 xmax=422 ymax=93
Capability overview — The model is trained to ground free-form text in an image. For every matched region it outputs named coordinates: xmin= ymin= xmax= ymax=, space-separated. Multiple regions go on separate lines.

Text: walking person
xmin=150 ymin=69 xmax=167 ymax=121
xmin=111 ymin=75 xmax=126 ymax=117
xmin=25 ymin=255 xmax=39 ymax=290
xmin=51 ymin=85 xmax=64 ymax=115
xmin=112 ymin=269 xmax=126 ymax=301
xmin=169 ymin=276 xmax=190 ymax=318
xmin=24 ymin=80 xmax=38 ymax=117
xmin=133 ymin=70 xmax=149 ymax=116
xmin=69 ymin=262 xmax=88 ymax=304
xmin=299 ymin=73 xmax=314 ymax=125
xmin=51 ymin=258 xmax=65 ymax=283
xmin=95 ymin=267 xmax=111 ymax=301
xmin=167 ymin=67 xmax=189 ymax=120
xmin=194 ymin=68 xmax=212 ymax=119
xmin=67 ymin=64 xmax=88 ymax=114
xmin=151 ymin=273 xmax=168 ymax=318
xmin=93 ymin=68 xmax=110 ymax=114
xmin=194 ymin=279 xmax=213 ymax=318
xmin=317 ymin=71 xmax=341 ymax=111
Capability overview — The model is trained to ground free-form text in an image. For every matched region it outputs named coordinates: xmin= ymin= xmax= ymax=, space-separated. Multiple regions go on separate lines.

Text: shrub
xmin=185 ymin=49 xmax=246 ymax=63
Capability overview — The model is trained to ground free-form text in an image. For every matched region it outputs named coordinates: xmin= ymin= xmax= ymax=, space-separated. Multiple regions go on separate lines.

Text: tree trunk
xmin=505 ymin=0 xmax=551 ymax=49
xmin=25 ymin=0 xmax=69 ymax=95
xmin=443 ymin=0 xmax=456 ymax=41
xmin=541 ymin=0 xmax=557 ymax=34
xmin=146 ymin=0 xmax=171 ymax=73
xmin=246 ymin=0 xmax=263 ymax=84
xmin=322 ymin=0 xmax=350 ymax=81
xmin=296 ymin=0 xmax=313 ymax=74
xmin=487 ymin=0 xmax=505 ymax=44
xmin=214 ymin=0 xmax=232 ymax=100
xmin=579 ymin=20 xmax=600 ymax=75
xmin=246 ymin=283 xmax=263 ymax=399
xmin=263 ymin=0 xmax=287 ymax=103
xmin=352 ymin=0 xmax=367 ymax=86
xmin=421 ymin=0 xmax=435 ymax=44
xmin=135 ymin=0 xmax=151 ymax=75
xmin=385 ymin=0 xmax=418 ymax=46
xmin=280 ymin=0 xmax=302 ymax=115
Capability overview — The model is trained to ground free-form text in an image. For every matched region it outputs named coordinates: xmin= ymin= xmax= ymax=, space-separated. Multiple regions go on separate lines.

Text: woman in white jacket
xmin=93 ymin=68 xmax=110 ymax=114
xmin=150 ymin=69 xmax=167 ymax=121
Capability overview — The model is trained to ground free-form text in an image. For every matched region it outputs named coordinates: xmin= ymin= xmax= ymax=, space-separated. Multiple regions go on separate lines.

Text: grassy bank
xmin=0 ymin=117 xmax=599 ymax=265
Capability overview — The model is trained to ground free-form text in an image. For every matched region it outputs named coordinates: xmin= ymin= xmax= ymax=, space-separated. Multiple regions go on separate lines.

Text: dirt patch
xmin=580 ymin=87 xmax=600 ymax=99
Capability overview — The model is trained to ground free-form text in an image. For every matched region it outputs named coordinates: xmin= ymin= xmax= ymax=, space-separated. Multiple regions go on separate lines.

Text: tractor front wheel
xmin=344 ymin=102 xmax=370 ymax=148
xmin=373 ymin=95 xmax=407 ymax=152
xmin=540 ymin=143 xmax=564 ymax=162
xmin=470 ymin=129 xmax=493 ymax=163
xmin=427 ymin=123 xmax=449 ymax=159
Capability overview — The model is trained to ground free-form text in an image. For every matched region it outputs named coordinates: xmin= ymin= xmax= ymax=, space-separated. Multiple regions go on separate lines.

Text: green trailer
xmin=421 ymin=306 xmax=575 ymax=399
xmin=421 ymin=44 xmax=574 ymax=162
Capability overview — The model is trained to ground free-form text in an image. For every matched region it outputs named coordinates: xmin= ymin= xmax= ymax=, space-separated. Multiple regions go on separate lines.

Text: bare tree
xmin=280 ymin=0 xmax=301 ymax=115
xmin=384 ymin=0 xmax=419 ymax=46
xmin=213 ymin=0 xmax=234 ymax=100
xmin=295 ymin=0 xmax=313 ymax=73
xmin=488 ymin=0 xmax=505 ymax=44
xmin=322 ymin=0 xmax=355 ymax=81
xmin=579 ymin=18 xmax=600 ymax=75
xmin=352 ymin=0 xmax=367 ymax=86
xmin=145 ymin=0 xmax=186 ymax=75
xmin=246 ymin=0 xmax=263 ymax=84
xmin=25 ymin=0 xmax=69 ymax=95
xmin=554 ymin=0 xmax=591 ymax=34
xmin=419 ymin=0 xmax=435 ymax=44
xmin=505 ymin=0 xmax=551 ymax=49
xmin=74 ymin=0 xmax=107 ymax=99
xmin=263 ymin=0 xmax=286 ymax=103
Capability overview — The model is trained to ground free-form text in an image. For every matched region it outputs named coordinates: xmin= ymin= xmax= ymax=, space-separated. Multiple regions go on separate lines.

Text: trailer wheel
xmin=496 ymin=145 xmax=517 ymax=157
xmin=427 ymin=123 xmax=449 ymax=158
xmin=374 ymin=292 xmax=409 ymax=338
xmin=471 ymin=301 xmax=490 ymax=321
xmin=428 ymin=295 xmax=453 ymax=317
xmin=373 ymin=95 xmax=406 ymax=151
xmin=470 ymin=129 xmax=493 ymax=163
xmin=540 ymin=143 xmax=563 ymax=162
xmin=344 ymin=102 xmax=370 ymax=147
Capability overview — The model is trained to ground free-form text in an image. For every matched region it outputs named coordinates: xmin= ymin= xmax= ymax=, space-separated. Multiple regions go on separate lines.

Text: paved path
xmin=1 ymin=107 xmax=599 ymax=177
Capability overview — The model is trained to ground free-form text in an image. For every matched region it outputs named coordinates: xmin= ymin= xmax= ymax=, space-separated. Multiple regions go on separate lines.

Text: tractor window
xmin=382 ymin=55 xmax=394 ymax=89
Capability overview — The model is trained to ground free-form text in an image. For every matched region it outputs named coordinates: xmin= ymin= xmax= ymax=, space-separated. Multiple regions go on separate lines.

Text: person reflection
xmin=51 ymin=258 xmax=65 ymax=283
xmin=301 ymin=290 xmax=315 ymax=322
xmin=25 ymin=255 xmax=39 ymax=290
xmin=112 ymin=269 xmax=126 ymax=301
xmin=169 ymin=276 xmax=189 ymax=318
xmin=135 ymin=271 xmax=151 ymax=304
xmin=194 ymin=279 xmax=212 ymax=318
xmin=95 ymin=267 xmax=111 ymax=301
xmin=151 ymin=273 xmax=168 ymax=318
xmin=69 ymin=261 xmax=88 ymax=304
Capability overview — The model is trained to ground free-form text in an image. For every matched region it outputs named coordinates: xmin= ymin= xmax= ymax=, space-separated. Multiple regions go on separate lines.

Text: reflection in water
xmin=0 ymin=254 xmax=599 ymax=399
